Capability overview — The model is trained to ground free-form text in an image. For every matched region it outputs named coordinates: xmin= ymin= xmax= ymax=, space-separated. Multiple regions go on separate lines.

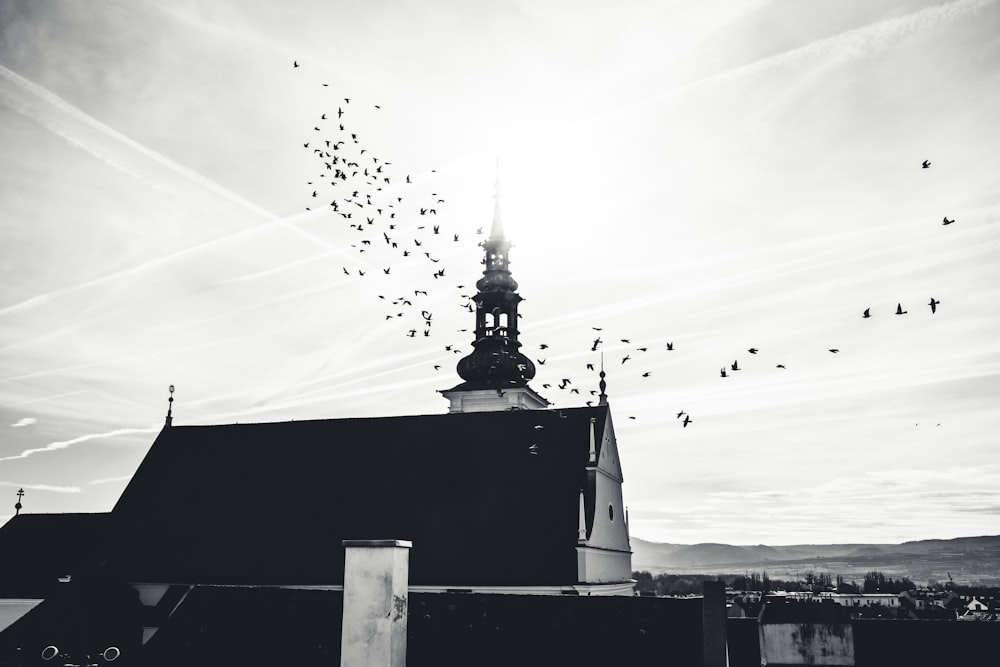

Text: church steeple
xmin=440 ymin=178 xmax=549 ymax=413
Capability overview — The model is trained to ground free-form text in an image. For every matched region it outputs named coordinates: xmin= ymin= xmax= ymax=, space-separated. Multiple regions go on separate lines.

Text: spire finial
xmin=490 ymin=158 xmax=504 ymax=240
xmin=14 ymin=488 xmax=23 ymax=516
xmin=598 ymin=353 xmax=608 ymax=405
xmin=165 ymin=384 xmax=175 ymax=427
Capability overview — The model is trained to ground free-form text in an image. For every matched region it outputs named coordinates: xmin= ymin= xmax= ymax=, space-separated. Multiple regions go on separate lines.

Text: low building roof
xmin=0 ymin=513 xmax=111 ymax=597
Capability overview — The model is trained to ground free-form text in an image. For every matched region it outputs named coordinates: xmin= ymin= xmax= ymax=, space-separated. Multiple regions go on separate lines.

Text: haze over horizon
xmin=1 ymin=0 xmax=999 ymax=546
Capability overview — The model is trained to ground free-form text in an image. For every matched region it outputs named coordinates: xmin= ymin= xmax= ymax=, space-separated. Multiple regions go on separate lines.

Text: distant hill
xmin=631 ymin=535 xmax=1000 ymax=585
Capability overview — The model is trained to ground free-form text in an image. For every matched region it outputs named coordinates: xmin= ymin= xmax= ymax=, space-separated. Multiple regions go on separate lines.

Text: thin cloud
xmin=0 ymin=481 xmax=81 ymax=493
xmin=10 ymin=417 xmax=36 ymax=428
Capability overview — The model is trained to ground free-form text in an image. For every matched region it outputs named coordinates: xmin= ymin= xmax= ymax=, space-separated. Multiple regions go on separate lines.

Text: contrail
xmin=88 ymin=474 xmax=134 ymax=486
xmin=0 ymin=63 xmax=343 ymax=317
xmin=0 ymin=425 xmax=160 ymax=463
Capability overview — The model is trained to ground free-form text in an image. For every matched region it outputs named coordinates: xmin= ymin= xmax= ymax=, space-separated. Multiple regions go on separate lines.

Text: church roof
xmin=106 ymin=405 xmax=611 ymax=586
xmin=0 ymin=513 xmax=111 ymax=597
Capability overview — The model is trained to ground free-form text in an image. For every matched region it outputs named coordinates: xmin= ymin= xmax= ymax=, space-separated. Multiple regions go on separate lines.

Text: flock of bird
xmin=296 ymin=63 xmax=956 ymax=430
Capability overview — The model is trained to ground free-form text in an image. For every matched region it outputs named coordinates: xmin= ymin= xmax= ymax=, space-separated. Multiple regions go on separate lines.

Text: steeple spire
xmin=490 ymin=169 xmax=505 ymax=240
xmin=440 ymin=177 xmax=548 ymax=413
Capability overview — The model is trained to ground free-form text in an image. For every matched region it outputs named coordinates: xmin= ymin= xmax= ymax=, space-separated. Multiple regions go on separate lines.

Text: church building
xmin=0 ymin=183 xmax=634 ymax=664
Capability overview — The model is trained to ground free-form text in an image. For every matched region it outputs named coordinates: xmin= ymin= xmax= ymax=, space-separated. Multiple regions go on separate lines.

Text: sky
xmin=1 ymin=0 xmax=998 ymax=546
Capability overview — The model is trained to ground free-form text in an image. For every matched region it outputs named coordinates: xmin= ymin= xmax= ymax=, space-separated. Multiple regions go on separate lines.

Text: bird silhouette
xmin=776 ymin=364 xmax=786 ymax=369
xmin=591 ymin=338 xmax=603 ymax=351
xmin=676 ymin=411 xmax=685 ymax=419
xmin=922 ymin=160 xmax=931 ymax=168
xmin=621 ymin=355 xmax=631 ymax=365
xmin=586 ymin=363 xmax=594 ymax=371
xmin=829 ymin=349 xmax=840 ymax=353
xmin=537 ymin=359 xmax=547 ymax=365
xmin=641 ymin=372 xmax=652 ymax=377
xmin=942 ymin=217 xmax=955 ymax=225
xmin=528 ymin=444 xmax=540 ymax=455
xmin=929 ymin=298 xmax=940 ymax=314
xmin=293 ymin=60 xmax=299 ymax=67
xmin=720 ymin=368 xmax=728 ymax=378
xmin=896 ymin=303 xmax=907 ymax=315
xmin=666 ymin=342 xmax=674 ymax=351
xmin=862 ymin=308 xmax=871 ymax=319
xmin=682 ymin=415 xmax=692 ymax=428
xmin=539 ymin=343 xmax=549 ymax=349
xmin=731 ymin=360 xmax=740 ymax=371
xmin=748 ymin=348 xmax=758 ymax=354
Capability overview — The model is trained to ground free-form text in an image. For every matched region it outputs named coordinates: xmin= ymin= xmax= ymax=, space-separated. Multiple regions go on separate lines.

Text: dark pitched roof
xmin=106 ymin=405 xmax=611 ymax=586
xmin=0 ymin=513 xmax=111 ymax=597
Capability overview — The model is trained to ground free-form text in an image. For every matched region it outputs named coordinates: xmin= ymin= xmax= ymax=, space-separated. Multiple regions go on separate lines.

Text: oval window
xmin=608 ymin=504 xmax=614 ymax=521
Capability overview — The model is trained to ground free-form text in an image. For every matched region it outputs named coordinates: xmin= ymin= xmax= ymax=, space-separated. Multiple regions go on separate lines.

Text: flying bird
xmin=731 ymin=360 xmax=740 ymax=371
xmin=748 ymin=348 xmax=758 ymax=354
xmin=896 ymin=303 xmax=908 ymax=315
xmin=676 ymin=411 xmax=685 ymax=419
xmin=293 ymin=60 xmax=299 ymax=67
xmin=922 ymin=160 xmax=931 ymax=168
xmin=720 ymin=367 xmax=728 ymax=378
xmin=621 ymin=355 xmax=631 ymax=365
xmin=829 ymin=349 xmax=840 ymax=353
xmin=666 ymin=342 xmax=674 ymax=351
xmin=928 ymin=298 xmax=940 ymax=314
xmin=862 ymin=308 xmax=871 ymax=319
xmin=682 ymin=415 xmax=692 ymax=428
xmin=528 ymin=444 xmax=540 ymax=455
xmin=942 ymin=217 xmax=955 ymax=225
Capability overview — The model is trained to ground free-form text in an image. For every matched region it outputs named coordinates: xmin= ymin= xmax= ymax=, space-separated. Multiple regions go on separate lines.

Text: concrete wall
xmin=759 ymin=622 xmax=855 ymax=665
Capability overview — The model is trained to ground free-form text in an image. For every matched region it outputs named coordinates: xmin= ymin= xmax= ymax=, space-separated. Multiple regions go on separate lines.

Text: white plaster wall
xmin=576 ymin=546 xmax=633 ymax=585
xmin=585 ymin=414 xmax=631 ymax=555
xmin=442 ymin=387 xmax=547 ymax=413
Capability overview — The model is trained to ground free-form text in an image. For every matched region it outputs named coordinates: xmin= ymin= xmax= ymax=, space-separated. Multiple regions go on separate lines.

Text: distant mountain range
xmin=630 ymin=535 xmax=1000 ymax=585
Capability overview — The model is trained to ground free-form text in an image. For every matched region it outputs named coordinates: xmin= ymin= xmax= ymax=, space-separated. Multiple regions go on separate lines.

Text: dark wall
xmin=853 ymin=619 xmax=1000 ymax=666
xmin=408 ymin=593 xmax=703 ymax=667
xmin=141 ymin=590 xmax=703 ymax=667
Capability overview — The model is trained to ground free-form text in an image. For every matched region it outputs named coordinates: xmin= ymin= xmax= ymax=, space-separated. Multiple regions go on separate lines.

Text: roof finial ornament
xmin=598 ymin=352 xmax=608 ymax=405
xmin=165 ymin=384 xmax=175 ymax=427
xmin=14 ymin=488 xmax=23 ymax=516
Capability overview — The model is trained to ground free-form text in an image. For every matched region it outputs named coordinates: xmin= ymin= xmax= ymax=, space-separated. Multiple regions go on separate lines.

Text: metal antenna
xmin=14 ymin=488 xmax=23 ymax=516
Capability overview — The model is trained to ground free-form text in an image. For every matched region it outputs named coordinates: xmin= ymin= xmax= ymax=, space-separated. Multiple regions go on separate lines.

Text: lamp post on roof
xmin=165 ymin=384 xmax=174 ymax=427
